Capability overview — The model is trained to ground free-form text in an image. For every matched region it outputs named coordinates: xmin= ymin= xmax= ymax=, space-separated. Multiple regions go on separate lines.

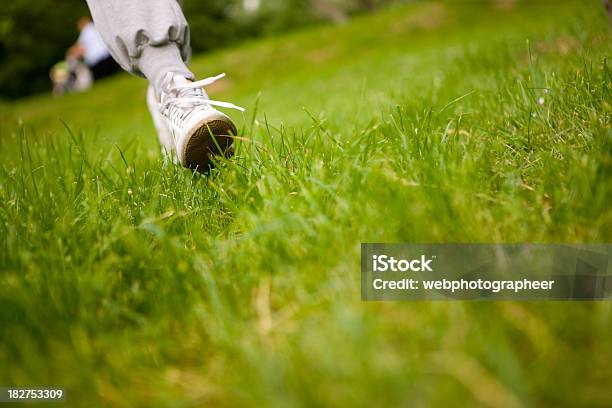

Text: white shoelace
xmin=160 ymin=73 xmax=245 ymax=117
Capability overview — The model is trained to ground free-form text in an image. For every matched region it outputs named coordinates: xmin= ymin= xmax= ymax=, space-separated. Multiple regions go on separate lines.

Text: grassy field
xmin=1 ymin=0 xmax=611 ymax=406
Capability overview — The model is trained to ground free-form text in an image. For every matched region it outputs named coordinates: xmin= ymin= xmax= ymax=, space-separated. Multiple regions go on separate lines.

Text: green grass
xmin=1 ymin=1 xmax=611 ymax=406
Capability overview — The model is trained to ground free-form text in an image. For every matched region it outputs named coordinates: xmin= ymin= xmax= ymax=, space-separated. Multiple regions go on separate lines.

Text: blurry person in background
xmin=49 ymin=58 xmax=92 ymax=97
xmin=66 ymin=17 xmax=120 ymax=81
xmin=84 ymin=0 xmax=244 ymax=171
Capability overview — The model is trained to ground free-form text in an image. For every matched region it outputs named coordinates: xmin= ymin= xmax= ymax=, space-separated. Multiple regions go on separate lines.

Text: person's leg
xmin=90 ymin=56 xmax=121 ymax=81
xmin=85 ymin=0 xmax=193 ymax=93
xmin=85 ymin=0 xmax=243 ymax=171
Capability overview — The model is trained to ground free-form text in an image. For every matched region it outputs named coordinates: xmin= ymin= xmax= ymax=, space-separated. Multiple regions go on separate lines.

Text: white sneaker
xmin=147 ymin=72 xmax=244 ymax=170
xmin=147 ymin=85 xmax=173 ymax=155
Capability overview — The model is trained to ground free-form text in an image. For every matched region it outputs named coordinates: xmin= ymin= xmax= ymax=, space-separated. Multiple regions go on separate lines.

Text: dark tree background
xmin=1 ymin=1 xmax=90 ymax=98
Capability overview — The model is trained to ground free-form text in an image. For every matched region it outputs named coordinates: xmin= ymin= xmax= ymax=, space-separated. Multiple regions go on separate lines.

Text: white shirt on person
xmin=78 ymin=23 xmax=110 ymax=67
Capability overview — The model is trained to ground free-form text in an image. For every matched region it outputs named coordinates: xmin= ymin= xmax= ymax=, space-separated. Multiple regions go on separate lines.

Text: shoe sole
xmin=183 ymin=117 xmax=236 ymax=172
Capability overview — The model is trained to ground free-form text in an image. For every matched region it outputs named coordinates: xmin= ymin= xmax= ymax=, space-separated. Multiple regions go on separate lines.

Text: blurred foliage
xmin=0 ymin=0 xmax=89 ymax=98
xmin=0 ymin=0 xmax=399 ymax=99
xmin=183 ymin=0 xmax=245 ymax=52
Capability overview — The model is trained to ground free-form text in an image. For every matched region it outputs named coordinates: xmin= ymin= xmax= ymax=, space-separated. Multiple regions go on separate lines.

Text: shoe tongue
xmin=173 ymin=74 xmax=190 ymax=86
xmin=170 ymin=73 xmax=209 ymax=102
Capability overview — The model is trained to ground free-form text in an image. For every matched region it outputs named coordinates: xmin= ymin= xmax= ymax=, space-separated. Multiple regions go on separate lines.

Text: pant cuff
xmin=138 ymin=44 xmax=194 ymax=94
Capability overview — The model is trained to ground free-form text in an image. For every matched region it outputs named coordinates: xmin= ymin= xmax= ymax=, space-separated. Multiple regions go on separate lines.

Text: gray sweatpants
xmin=85 ymin=0 xmax=195 ymax=92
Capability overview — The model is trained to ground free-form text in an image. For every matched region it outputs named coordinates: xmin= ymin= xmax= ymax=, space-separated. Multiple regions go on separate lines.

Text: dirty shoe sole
xmin=183 ymin=116 xmax=236 ymax=171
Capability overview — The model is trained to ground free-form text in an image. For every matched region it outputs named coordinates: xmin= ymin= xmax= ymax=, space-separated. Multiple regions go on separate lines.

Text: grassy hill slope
xmin=1 ymin=1 xmax=611 ymax=406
